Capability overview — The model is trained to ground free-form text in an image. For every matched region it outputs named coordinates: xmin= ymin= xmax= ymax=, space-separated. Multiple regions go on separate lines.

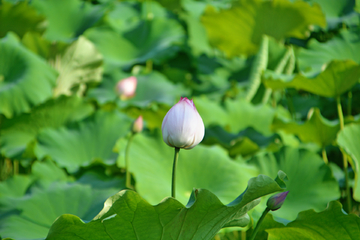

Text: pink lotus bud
xmin=267 ymin=191 xmax=289 ymax=211
xmin=132 ymin=115 xmax=143 ymax=133
xmin=115 ymin=76 xmax=137 ymax=100
xmin=161 ymin=97 xmax=205 ymax=149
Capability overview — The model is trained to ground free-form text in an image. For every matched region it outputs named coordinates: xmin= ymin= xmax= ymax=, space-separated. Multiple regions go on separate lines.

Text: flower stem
xmin=347 ymin=91 xmax=352 ymax=116
xmin=337 ymin=96 xmax=351 ymax=212
xmin=322 ymin=148 xmax=328 ymax=164
xmin=146 ymin=59 xmax=153 ymax=73
xmin=125 ymin=133 xmax=135 ymax=189
xmin=13 ymin=160 xmax=19 ymax=175
xmin=249 ymin=207 xmax=270 ymax=240
xmin=172 ymin=147 xmax=180 ymax=198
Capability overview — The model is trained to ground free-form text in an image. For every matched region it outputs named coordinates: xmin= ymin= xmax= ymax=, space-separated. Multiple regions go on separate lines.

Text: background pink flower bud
xmin=267 ymin=191 xmax=289 ymax=211
xmin=161 ymin=97 xmax=205 ymax=149
xmin=132 ymin=115 xmax=143 ymax=133
xmin=115 ymin=76 xmax=137 ymax=100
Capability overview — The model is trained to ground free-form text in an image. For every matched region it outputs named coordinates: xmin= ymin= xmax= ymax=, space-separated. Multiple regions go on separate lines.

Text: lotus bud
xmin=132 ymin=115 xmax=143 ymax=134
xmin=161 ymin=97 xmax=205 ymax=149
xmin=116 ymin=76 xmax=137 ymax=100
xmin=267 ymin=191 xmax=289 ymax=211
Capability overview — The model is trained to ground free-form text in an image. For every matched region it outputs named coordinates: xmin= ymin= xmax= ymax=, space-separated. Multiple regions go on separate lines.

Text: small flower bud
xmin=132 ymin=115 xmax=143 ymax=133
xmin=267 ymin=191 xmax=289 ymax=211
xmin=161 ymin=97 xmax=205 ymax=149
xmin=115 ymin=76 xmax=137 ymax=100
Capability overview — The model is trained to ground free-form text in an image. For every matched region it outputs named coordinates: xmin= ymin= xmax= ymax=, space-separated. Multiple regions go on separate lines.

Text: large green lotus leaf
xmin=119 ymin=71 xmax=189 ymax=108
xmin=0 ymin=96 xmax=94 ymax=158
xmin=249 ymin=213 xmax=285 ymax=240
xmin=267 ymin=201 xmax=360 ymax=240
xmin=264 ymin=60 xmax=360 ymax=97
xmin=0 ymin=33 xmax=57 ymax=118
xmin=182 ymin=0 xmax=240 ymax=58
xmin=0 ymin=160 xmax=68 ymax=199
xmin=35 ymin=110 xmax=132 ymax=173
xmin=116 ymin=131 xmax=259 ymax=205
xmin=77 ymin=170 xmax=125 ymax=190
xmin=337 ymin=123 xmax=360 ymax=201
xmin=31 ymin=160 xmax=70 ymax=187
xmin=104 ymin=1 xmax=141 ymax=33
xmin=31 ymin=0 xmax=106 ymax=42
xmin=88 ymin=69 xmax=188 ymax=107
xmin=0 ymin=175 xmax=32 ymax=199
xmin=297 ymin=30 xmax=360 ymax=73
xmin=121 ymin=103 xmax=170 ymax=130
xmin=0 ymin=182 xmax=120 ymax=240
xmin=0 ymin=160 xmax=68 ymax=213
xmin=182 ymin=13 xmax=213 ymax=56
xmin=51 ymin=36 xmax=103 ymax=97
xmin=0 ymin=1 xmax=45 ymax=38
xmin=84 ymin=17 xmax=185 ymax=69
xmin=307 ymin=0 xmax=355 ymax=18
xmin=104 ymin=1 xmax=168 ymax=33
xmin=303 ymin=0 xmax=356 ymax=30
xmin=191 ymin=96 xmax=228 ymax=127
xmin=195 ymin=97 xmax=276 ymax=135
xmin=21 ymin=32 xmax=65 ymax=60
xmin=45 ymin=172 xmax=287 ymax=240
xmin=248 ymin=147 xmax=340 ymax=221
xmin=313 ymin=0 xmax=354 ymax=15
xmin=203 ymin=126 xmax=279 ymax=157
xmin=153 ymin=0 xmax=182 ymax=11
xmin=272 ymin=108 xmax=340 ymax=148
xmin=201 ymin=0 xmax=326 ymax=57
xmin=225 ymin=98 xmax=276 ymax=136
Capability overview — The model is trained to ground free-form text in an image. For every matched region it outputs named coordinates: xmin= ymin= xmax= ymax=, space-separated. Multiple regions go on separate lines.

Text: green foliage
xmin=249 ymin=147 xmax=340 ymax=220
xmin=272 ymin=108 xmax=340 ymax=148
xmin=85 ymin=15 xmax=185 ymax=69
xmin=0 ymin=1 xmax=45 ymax=38
xmin=31 ymin=0 xmax=106 ymax=42
xmin=337 ymin=123 xmax=360 ymax=201
xmin=267 ymin=201 xmax=360 ymax=239
xmin=0 ymin=33 xmax=57 ymax=118
xmin=116 ymin=131 xmax=259 ymax=205
xmin=35 ymin=110 xmax=132 ymax=173
xmin=46 ymin=171 xmax=286 ymax=240
xmin=51 ymin=36 xmax=103 ymax=97
xmin=297 ymin=30 xmax=360 ymax=73
xmin=201 ymin=0 xmax=326 ymax=56
xmin=0 ymin=96 xmax=94 ymax=158
xmin=0 ymin=182 xmax=121 ymax=239
xmin=1 ymin=0 xmax=360 ymax=239
xmin=264 ymin=60 xmax=360 ymax=97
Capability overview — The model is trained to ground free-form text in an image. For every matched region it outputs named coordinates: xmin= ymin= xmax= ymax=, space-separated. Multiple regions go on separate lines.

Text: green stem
xmin=246 ymin=35 xmax=268 ymax=102
xmin=171 ymin=147 xmax=180 ymax=198
xmin=13 ymin=160 xmax=19 ymax=175
xmin=285 ymin=91 xmax=296 ymax=120
xmin=241 ymin=230 xmax=246 ymax=240
xmin=250 ymin=207 xmax=270 ymax=240
xmin=322 ymin=148 xmax=328 ymax=164
xmin=262 ymin=46 xmax=292 ymax=104
xmin=337 ymin=97 xmax=344 ymax=130
xmin=125 ymin=133 xmax=135 ymax=189
xmin=146 ymin=59 xmax=153 ymax=73
xmin=337 ymin=96 xmax=351 ymax=212
xmin=347 ymin=91 xmax=352 ymax=116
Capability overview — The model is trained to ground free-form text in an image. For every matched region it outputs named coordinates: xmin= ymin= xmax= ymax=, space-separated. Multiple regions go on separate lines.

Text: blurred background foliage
xmin=0 ymin=0 xmax=360 ymax=239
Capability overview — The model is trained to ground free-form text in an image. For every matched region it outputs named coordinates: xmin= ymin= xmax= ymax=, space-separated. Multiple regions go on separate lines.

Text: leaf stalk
xmin=125 ymin=133 xmax=135 ymax=189
xmin=337 ymin=96 xmax=351 ymax=212
xmin=172 ymin=147 xmax=180 ymax=198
